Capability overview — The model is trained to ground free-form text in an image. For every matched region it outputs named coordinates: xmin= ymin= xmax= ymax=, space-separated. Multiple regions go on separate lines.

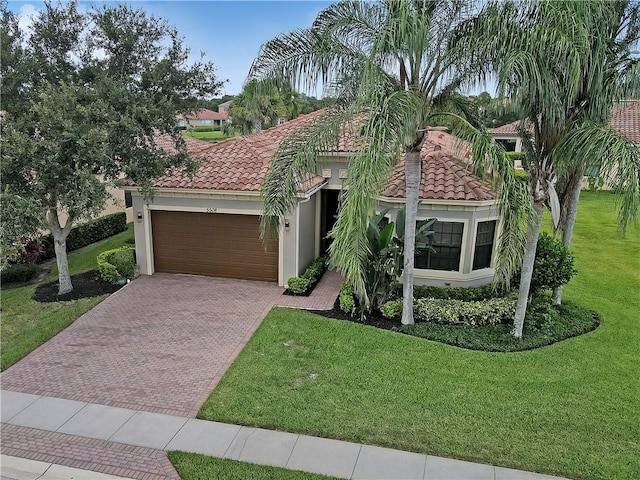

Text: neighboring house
xmin=217 ymin=100 xmax=232 ymax=113
xmin=489 ymin=101 xmax=640 ymax=171
xmin=126 ymin=111 xmax=501 ymax=288
xmin=176 ymin=108 xmax=230 ymax=129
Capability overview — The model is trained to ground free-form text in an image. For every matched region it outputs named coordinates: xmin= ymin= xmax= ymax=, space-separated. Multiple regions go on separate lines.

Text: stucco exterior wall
xmin=297 ymin=194 xmax=318 ymax=275
xmin=378 ymin=199 xmax=501 ymax=287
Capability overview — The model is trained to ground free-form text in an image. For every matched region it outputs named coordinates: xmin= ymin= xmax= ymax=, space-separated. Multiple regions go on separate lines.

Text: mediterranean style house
xmin=175 ymin=108 xmax=230 ymax=129
xmin=125 ymin=111 xmax=502 ymax=288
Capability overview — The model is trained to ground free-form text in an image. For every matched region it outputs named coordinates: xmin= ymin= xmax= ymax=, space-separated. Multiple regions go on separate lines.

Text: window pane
xmin=473 ymin=220 xmax=496 ymax=270
xmin=415 ymin=221 xmax=463 ymax=271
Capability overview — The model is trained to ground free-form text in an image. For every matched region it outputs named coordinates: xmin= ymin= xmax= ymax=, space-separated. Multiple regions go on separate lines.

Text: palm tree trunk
xmin=513 ymin=202 xmax=544 ymax=337
xmin=552 ymin=172 xmax=582 ymax=305
xmin=401 ymin=150 xmax=421 ymax=325
xmin=47 ymin=208 xmax=74 ymax=295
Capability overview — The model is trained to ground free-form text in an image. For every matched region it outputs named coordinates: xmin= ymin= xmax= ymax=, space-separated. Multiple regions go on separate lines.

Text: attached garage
xmin=151 ymin=211 xmax=278 ymax=282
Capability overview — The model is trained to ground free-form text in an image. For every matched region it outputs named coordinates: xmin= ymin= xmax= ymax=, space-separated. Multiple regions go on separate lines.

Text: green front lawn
xmin=169 ymin=452 xmax=338 ymax=480
xmin=1 ymin=225 xmax=135 ymax=371
xmin=182 ymin=130 xmax=233 ymax=142
xmin=198 ymin=191 xmax=639 ymax=480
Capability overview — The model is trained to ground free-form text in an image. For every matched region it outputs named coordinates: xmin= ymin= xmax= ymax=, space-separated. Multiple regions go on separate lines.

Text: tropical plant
xmin=251 ymin=0 xmax=530 ymax=325
xmin=459 ymin=0 xmax=639 ymax=336
xmin=549 ymin=1 xmax=640 ymax=305
xmin=230 ymin=80 xmax=305 ymax=134
xmin=362 ymin=208 xmax=435 ymax=313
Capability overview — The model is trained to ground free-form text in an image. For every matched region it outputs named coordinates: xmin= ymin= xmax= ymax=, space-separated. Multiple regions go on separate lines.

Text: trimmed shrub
xmin=393 ymin=282 xmax=510 ymax=302
xmin=381 ymin=296 xmax=516 ymax=327
xmin=97 ymin=247 xmax=135 ymax=284
xmin=287 ymin=277 xmax=311 ymax=294
xmin=193 ymin=126 xmax=215 ymax=132
xmin=338 ymin=282 xmax=356 ymax=315
xmin=1 ymin=263 xmax=38 ymax=284
xmin=40 ymin=212 xmax=127 ymax=261
xmin=506 ymin=151 xmax=525 ymax=162
xmin=285 ymin=255 xmax=328 ymax=296
xmin=380 ymin=299 xmax=402 ymax=319
xmin=530 ymin=233 xmax=576 ymax=296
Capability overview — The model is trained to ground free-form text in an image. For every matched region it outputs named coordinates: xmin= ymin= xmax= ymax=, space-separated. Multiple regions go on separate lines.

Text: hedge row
xmin=39 ymin=212 xmax=127 ymax=261
xmin=286 ymin=255 xmax=328 ymax=295
xmin=381 ymin=296 xmax=516 ymax=327
xmin=0 ymin=264 xmax=39 ymax=284
xmin=392 ymin=282 xmax=511 ymax=302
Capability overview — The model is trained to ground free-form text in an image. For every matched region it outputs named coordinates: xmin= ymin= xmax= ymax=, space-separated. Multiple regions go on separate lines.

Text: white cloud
xmin=17 ymin=4 xmax=39 ymax=39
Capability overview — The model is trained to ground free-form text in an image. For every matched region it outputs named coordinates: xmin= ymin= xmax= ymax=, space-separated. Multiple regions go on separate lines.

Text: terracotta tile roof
xmin=153 ymin=111 xmax=332 ymax=192
xmin=610 ymin=101 xmax=640 ymax=144
xmin=383 ymin=131 xmax=495 ymax=201
xmin=176 ymin=108 xmax=229 ymax=121
xmin=152 ymin=112 xmax=495 ymax=200
xmin=489 ymin=121 xmax=519 ymax=135
xmin=490 ymin=101 xmax=640 ymax=142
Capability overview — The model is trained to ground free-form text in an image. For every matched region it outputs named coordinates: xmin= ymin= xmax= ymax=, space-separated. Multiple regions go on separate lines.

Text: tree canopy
xmin=0 ymin=1 xmax=222 ymax=293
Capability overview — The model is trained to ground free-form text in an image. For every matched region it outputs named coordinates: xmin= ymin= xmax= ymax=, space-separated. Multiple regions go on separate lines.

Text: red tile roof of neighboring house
xmin=490 ymin=101 xmax=640 ymax=142
xmin=152 ymin=111 xmax=496 ymax=201
xmin=609 ymin=101 xmax=640 ymax=144
xmin=176 ymin=108 xmax=229 ymax=121
xmin=383 ymin=131 xmax=495 ymax=201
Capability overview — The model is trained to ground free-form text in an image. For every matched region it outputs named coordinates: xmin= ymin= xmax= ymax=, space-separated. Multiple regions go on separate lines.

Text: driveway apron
xmin=1 ymin=273 xmax=284 ymax=418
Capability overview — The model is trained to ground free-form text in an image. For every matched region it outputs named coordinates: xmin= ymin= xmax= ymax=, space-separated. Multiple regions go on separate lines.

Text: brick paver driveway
xmin=1 ymin=273 xmax=285 ymax=418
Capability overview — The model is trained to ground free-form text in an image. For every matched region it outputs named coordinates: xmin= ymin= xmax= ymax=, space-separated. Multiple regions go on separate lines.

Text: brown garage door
xmin=151 ymin=211 xmax=278 ymax=281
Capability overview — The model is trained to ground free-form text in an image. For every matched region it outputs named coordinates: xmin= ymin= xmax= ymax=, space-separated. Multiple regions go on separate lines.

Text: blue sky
xmin=9 ymin=1 xmax=334 ymax=95
xmin=10 ymin=0 xmax=491 ymax=96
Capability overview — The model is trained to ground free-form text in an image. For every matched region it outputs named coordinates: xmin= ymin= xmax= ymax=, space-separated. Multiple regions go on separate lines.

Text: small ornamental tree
xmin=0 ymin=1 xmax=222 ymax=294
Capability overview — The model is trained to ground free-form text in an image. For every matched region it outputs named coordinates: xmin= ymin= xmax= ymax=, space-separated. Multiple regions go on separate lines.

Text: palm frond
xmin=555 ymin=124 xmax=640 ymax=233
xmin=260 ymin=105 xmax=355 ymax=236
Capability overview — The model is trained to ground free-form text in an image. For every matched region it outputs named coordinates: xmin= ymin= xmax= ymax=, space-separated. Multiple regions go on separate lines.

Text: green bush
xmin=97 ymin=247 xmax=134 ymax=284
xmin=192 ymin=125 xmax=215 ymax=132
xmin=287 ymin=277 xmax=311 ymax=294
xmin=0 ymin=263 xmax=38 ymax=284
xmin=394 ymin=282 xmax=510 ymax=302
xmin=285 ymin=255 xmax=327 ymax=295
xmin=381 ymin=296 xmax=516 ymax=326
xmin=380 ymin=299 xmax=402 ymax=319
xmin=415 ymin=297 xmax=516 ymax=326
xmin=339 ymin=282 xmax=356 ymax=315
xmin=395 ymin=300 xmax=596 ymax=352
xmin=40 ymin=212 xmax=127 ymax=261
xmin=506 ymin=151 xmax=525 ymax=162
xmin=530 ymin=233 xmax=577 ymax=296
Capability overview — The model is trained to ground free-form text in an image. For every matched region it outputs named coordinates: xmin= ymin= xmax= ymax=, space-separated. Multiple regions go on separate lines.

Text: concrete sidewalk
xmin=1 ymin=389 xmax=567 ymax=480
xmin=1 ymin=455 xmax=135 ymax=480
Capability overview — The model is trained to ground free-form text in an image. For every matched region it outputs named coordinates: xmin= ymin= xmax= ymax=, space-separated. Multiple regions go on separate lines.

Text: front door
xmin=320 ymin=189 xmax=340 ymax=253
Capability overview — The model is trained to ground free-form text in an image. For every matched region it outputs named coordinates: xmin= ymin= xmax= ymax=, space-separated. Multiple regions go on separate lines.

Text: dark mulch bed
xmin=309 ymin=298 xmax=600 ymax=352
xmin=310 ymin=298 xmax=396 ymax=329
xmin=33 ymin=270 xmax=123 ymax=303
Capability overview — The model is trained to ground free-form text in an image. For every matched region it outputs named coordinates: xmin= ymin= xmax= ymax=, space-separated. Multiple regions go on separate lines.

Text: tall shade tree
xmin=1 ymin=1 xmax=222 ymax=294
xmin=461 ymin=0 xmax=640 ymax=336
xmin=251 ymin=0 xmax=530 ymax=325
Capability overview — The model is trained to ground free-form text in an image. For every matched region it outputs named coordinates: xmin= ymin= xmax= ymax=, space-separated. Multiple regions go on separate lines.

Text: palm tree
xmin=250 ymin=0 xmax=529 ymax=325
xmin=550 ymin=2 xmax=640 ymax=305
xmin=461 ymin=0 xmax=640 ymax=335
